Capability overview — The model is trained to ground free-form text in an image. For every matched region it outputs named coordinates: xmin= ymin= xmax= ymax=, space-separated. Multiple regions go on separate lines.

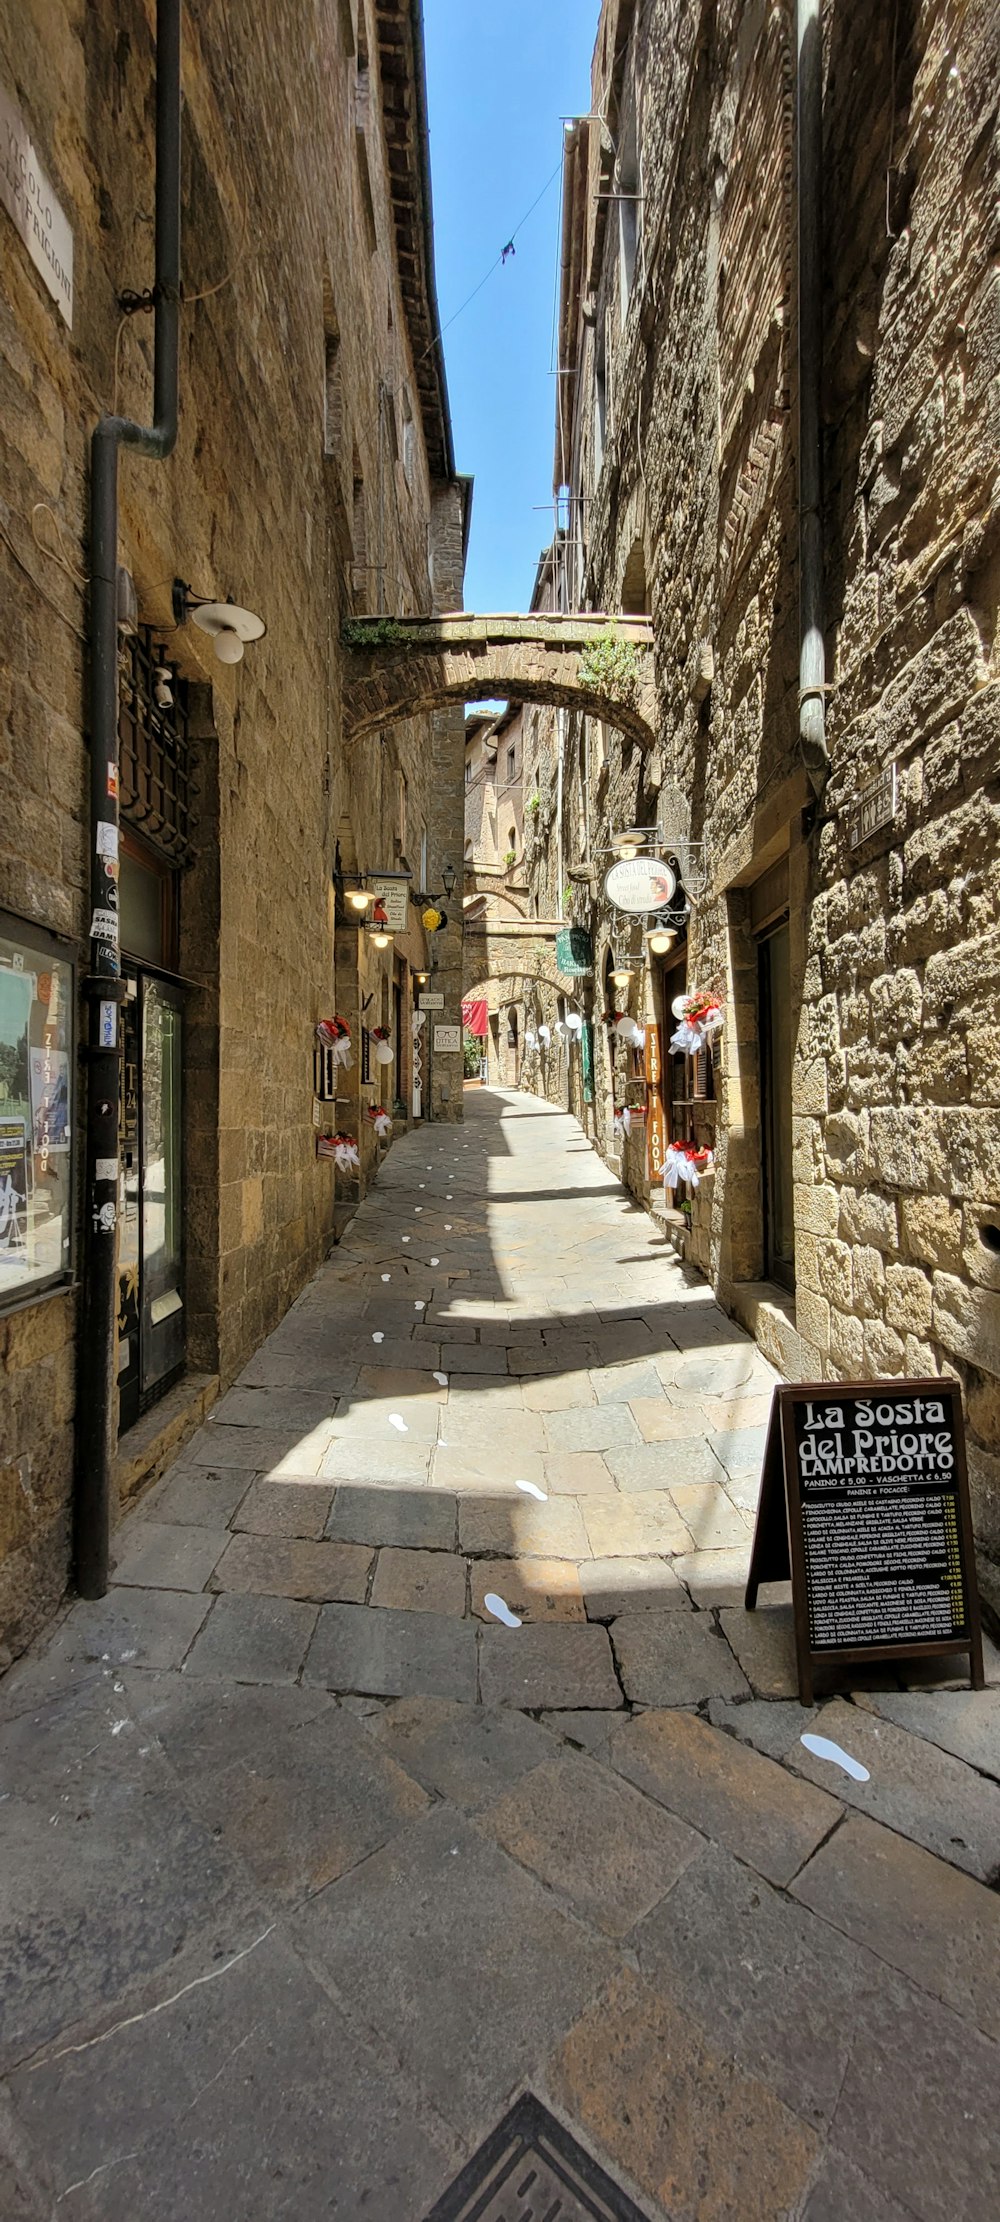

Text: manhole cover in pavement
xmin=423 ymin=2092 xmax=653 ymax=2221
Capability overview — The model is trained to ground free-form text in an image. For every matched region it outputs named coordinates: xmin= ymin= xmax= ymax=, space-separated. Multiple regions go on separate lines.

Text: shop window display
xmin=0 ymin=916 xmax=74 ymax=1305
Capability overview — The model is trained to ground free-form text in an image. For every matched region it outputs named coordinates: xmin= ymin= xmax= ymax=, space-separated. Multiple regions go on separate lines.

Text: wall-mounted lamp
xmin=348 ymin=888 xmax=372 ymax=912
xmin=172 ymin=579 xmax=266 ymax=666
xmin=648 ymin=928 xmax=676 ymax=955
xmin=153 ymin=664 xmax=174 ymax=709
xmin=610 ymin=964 xmax=634 ymax=989
xmin=440 ymin=861 xmax=458 ymax=900
xmin=416 ymin=971 xmax=429 ymax=985
xmin=370 ymin=929 xmax=392 ymax=950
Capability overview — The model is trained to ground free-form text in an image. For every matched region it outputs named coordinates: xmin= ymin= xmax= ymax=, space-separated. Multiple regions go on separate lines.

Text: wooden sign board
xmin=646 ymin=1087 xmax=665 ymax=1180
xmin=746 ymin=1380 xmax=984 ymax=1705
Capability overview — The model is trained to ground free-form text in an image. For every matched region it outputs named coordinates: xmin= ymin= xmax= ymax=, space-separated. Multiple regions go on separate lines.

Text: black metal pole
xmin=796 ymin=0 xmax=830 ymax=791
xmin=76 ymin=0 xmax=182 ymax=1597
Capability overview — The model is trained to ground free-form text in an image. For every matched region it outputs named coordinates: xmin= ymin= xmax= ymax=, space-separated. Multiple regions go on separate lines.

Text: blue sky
xmin=423 ymin=0 xmax=598 ymax=614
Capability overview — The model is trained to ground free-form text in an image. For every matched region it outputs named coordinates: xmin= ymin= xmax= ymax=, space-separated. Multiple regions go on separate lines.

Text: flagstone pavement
xmin=2 ymin=1088 xmax=999 ymax=2219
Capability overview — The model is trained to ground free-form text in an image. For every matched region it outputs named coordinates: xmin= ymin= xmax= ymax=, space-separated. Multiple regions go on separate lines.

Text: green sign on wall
xmin=555 ymin=927 xmax=594 ymax=976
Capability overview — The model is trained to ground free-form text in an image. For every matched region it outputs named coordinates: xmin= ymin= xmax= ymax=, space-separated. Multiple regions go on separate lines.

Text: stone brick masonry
xmin=0 ymin=0 xmax=466 ymax=1658
xmin=526 ymin=0 xmax=1000 ymax=1605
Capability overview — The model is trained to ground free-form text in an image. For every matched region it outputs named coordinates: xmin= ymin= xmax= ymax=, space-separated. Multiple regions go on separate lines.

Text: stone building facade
xmin=532 ymin=0 xmax=1000 ymax=1596
xmin=0 ymin=0 xmax=466 ymax=1657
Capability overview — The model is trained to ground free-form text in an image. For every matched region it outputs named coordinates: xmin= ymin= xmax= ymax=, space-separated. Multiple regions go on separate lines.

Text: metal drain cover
xmin=423 ymin=2092 xmax=652 ymax=2221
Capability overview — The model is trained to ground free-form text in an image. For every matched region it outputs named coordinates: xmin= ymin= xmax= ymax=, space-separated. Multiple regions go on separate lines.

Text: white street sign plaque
xmin=0 ymin=81 xmax=74 ymax=324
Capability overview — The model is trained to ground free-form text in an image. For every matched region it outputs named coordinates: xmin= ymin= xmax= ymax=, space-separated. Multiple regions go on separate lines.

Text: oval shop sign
xmin=604 ymin=855 xmax=678 ymax=915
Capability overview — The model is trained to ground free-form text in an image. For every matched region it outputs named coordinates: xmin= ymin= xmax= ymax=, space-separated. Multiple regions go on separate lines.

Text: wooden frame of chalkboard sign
xmin=745 ymin=1380 xmax=984 ymax=1705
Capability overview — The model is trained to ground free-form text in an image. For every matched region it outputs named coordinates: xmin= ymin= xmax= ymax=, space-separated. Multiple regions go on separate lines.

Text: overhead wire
xmin=415 ymin=151 xmax=566 ymax=370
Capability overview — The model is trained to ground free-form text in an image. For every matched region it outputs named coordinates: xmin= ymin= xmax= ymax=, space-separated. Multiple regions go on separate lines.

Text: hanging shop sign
xmin=433 ymin=1023 xmax=461 ymax=1053
xmin=746 ymin=1380 xmax=984 ymax=1705
xmin=0 ymin=81 xmax=74 ymax=324
xmin=368 ymin=876 xmax=409 ymax=933
xmin=555 ymin=926 xmax=594 ymax=976
xmin=646 ymin=1090 xmax=665 ymax=1181
xmin=847 ymin=763 xmax=897 ymax=849
xmin=644 ymin=1023 xmax=662 ymax=1087
xmin=418 ymin=992 xmax=444 ymax=1010
xmin=604 ymin=855 xmax=677 ymax=916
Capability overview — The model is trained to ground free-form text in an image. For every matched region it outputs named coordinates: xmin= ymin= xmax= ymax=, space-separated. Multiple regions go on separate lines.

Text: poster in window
xmin=0 ymin=921 xmax=74 ymax=1306
xmin=0 ymin=1116 xmax=29 ymax=1271
xmin=30 ymin=1046 xmax=70 ymax=1152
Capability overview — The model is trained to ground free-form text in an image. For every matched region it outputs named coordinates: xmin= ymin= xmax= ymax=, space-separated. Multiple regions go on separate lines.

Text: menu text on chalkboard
xmin=745 ymin=1379 xmax=983 ymax=1704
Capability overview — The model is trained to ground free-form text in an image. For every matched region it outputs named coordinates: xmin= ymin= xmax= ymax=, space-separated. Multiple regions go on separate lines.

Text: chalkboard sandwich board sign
xmin=746 ymin=1379 xmax=984 ymax=1705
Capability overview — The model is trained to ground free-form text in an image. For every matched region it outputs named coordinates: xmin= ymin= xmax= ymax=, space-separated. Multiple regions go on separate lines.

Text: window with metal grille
xmin=118 ymin=628 xmax=196 ymax=865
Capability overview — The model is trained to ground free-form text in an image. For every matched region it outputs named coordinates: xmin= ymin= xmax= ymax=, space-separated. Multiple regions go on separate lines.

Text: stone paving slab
xmin=582 ymin=1493 xmax=693 ymax=1558
xmin=717 ymin=1601 xmax=799 ymax=1694
xmin=7 ymin=1928 xmax=461 ymax=2221
xmin=785 ymin=1698 xmax=1000 ymax=1883
xmin=209 ymin=1386 xmax=343 ymax=1430
xmin=542 ymin=1403 xmax=641 ymax=1451
xmin=458 ymin=1492 xmax=590 ymax=1561
xmin=110 ymin=1519 xmax=229 ymax=1593
xmin=231 ymin=1476 xmax=336 ymax=1538
xmin=294 ymin=1804 xmax=618 ymax=2130
xmin=853 ymin=1684 xmax=1000 ymax=1780
xmin=707 ymin=1695 xmax=824 ymax=1760
xmin=634 ymin=1838 xmax=881 ymax=2125
xmin=211 ymin=1532 xmax=373 ymax=1604
xmin=0 ymin=1588 xmax=211 ymax=1705
xmin=611 ymin=1607 xmax=751 ymax=1705
xmin=479 ymin=1621 xmax=623 ymax=1710
xmin=611 ymin=1708 xmax=842 ymax=1886
xmin=675 ymin=1545 xmax=781 ymax=1608
xmin=580 ymin=1555 xmax=690 ymax=1619
xmin=370 ymin=1695 xmax=556 ymax=1810
xmin=545 ymin=1966 xmax=820 ymax=2222
xmin=319 ymin=1438 xmax=434 ymax=1485
xmin=142 ymin=1462 xmax=257 ymax=1527
xmin=791 ymin=1811 xmax=1000 ymax=2042
xmin=543 ymin=1449 xmax=617 ymax=1495
xmin=302 ymin=1601 xmax=478 ymax=1701
xmin=371 ymin=1545 xmax=468 ymax=1615
xmin=184 ymin=1592 xmax=318 ymax=1682
xmin=800 ymin=2149 xmax=925 ymax=2222
xmin=434 ymin=1444 xmax=547 ymax=1492
xmin=480 ymin=1748 xmax=703 ymax=1938
xmin=0 ymin=1680 xmax=253 ymax=2074
xmin=523 ymin=1370 xmax=597 ymax=1411
xmin=130 ymin=1674 xmax=431 ymax=1904
xmin=669 ymin=1480 xmax=750 ymax=1549
xmin=183 ymin=1421 xmax=335 ymax=1473
xmin=829 ymin=1969 xmax=1000 ymax=2221
xmin=325 ymin=1482 xmax=458 ymax=1551
xmin=471 ymin=1556 xmax=586 ymax=1623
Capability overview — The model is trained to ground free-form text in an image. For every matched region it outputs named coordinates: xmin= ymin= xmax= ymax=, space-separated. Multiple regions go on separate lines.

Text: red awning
xmin=461 ymin=997 xmax=489 ymax=1038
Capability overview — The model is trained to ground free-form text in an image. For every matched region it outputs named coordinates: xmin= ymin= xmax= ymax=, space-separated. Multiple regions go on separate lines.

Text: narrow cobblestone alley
xmin=2 ymin=1091 xmax=999 ymax=2219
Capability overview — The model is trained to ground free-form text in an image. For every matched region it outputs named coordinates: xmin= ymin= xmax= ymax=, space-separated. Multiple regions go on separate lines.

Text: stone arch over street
xmin=341 ymin=612 xmax=656 ymax=752
xmin=463 ymin=919 xmax=588 ymax=1004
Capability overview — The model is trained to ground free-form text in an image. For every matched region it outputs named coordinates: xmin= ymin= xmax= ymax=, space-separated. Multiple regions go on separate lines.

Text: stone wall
xmin=542 ymin=0 xmax=1000 ymax=1588
xmin=0 ymin=0 xmax=464 ymax=1657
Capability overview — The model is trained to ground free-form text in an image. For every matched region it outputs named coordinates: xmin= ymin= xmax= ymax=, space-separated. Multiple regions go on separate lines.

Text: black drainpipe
xmin=76 ymin=0 xmax=182 ymax=1598
xmin=796 ymin=0 xmax=831 ymax=793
